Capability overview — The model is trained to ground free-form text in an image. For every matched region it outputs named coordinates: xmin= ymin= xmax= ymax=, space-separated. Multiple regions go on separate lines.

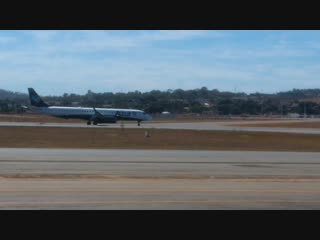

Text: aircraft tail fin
xmin=28 ymin=88 xmax=49 ymax=107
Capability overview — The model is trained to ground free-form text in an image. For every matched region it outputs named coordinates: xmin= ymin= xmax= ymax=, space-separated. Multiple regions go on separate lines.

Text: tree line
xmin=1 ymin=87 xmax=320 ymax=115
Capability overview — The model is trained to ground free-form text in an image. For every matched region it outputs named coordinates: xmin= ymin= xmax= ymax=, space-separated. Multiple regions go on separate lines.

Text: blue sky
xmin=0 ymin=30 xmax=320 ymax=95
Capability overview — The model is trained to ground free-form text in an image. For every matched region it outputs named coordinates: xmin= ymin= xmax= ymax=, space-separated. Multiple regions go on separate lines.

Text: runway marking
xmin=1 ymin=200 xmax=320 ymax=207
xmin=2 ymin=121 xmax=320 ymax=135
xmin=1 ymin=160 xmax=320 ymax=165
xmin=1 ymin=189 xmax=320 ymax=193
xmin=2 ymin=176 xmax=320 ymax=181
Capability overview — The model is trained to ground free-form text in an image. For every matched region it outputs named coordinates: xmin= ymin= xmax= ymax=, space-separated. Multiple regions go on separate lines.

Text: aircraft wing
xmin=90 ymin=107 xmax=119 ymax=123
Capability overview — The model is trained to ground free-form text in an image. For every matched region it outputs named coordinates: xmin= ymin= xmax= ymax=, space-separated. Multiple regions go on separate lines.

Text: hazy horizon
xmin=0 ymin=30 xmax=319 ymax=95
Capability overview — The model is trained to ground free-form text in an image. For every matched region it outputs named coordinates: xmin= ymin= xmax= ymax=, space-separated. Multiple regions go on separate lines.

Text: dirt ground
xmin=1 ymin=126 xmax=320 ymax=152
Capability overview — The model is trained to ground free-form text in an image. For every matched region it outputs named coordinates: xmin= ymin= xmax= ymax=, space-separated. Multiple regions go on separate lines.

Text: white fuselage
xmin=31 ymin=106 xmax=152 ymax=122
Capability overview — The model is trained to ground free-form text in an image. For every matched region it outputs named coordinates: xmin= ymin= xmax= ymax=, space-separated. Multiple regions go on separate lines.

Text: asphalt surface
xmin=1 ymin=148 xmax=320 ymax=209
xmin=1 ymin=119 xmax=320 ymax=134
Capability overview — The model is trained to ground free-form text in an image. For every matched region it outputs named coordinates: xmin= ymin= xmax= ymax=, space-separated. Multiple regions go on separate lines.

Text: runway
xmin=1 ymin=148 xmax=320 ymax=209
xmin=1 ymin=148 xmax=320 ymax=178
xmin=1 ymin=120 xmax=320 ymax=134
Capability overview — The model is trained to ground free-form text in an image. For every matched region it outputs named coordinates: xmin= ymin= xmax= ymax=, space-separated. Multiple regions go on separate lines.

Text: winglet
xmin=93 ymin=107 xmax=104 ymax=118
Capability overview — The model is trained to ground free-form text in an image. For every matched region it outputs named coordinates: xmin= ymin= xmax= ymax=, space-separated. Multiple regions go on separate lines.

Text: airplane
xmin=27 ymin=88 xmax=152 ymax=126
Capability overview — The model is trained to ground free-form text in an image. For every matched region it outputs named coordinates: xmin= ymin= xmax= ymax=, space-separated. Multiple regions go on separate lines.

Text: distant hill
xmin=276 ymin=89 xmax=320 ymax=99
xmin=0 ymin=89 xmax=28 ymax=100
xmin=1 ymin=87 xmax=320 ymax=115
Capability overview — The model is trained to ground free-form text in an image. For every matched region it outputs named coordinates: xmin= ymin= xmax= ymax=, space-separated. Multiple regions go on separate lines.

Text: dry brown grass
xmin=234 ymin=121 xmax=320 ymax=129
xmin=0 ymin=114 xmax=83 ymax=123
xmin=0 ymin=113 xmax=282 ymax=124
xmin=1 ymin=126 xmax=320 ymax=152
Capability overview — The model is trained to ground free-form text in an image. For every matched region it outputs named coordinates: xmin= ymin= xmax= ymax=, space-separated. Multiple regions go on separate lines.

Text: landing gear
xmin=93 ymin=121 xmax=98 ymax=126
xmin=137 ymin=121 xmax=141 ymax=126
xmin=87 ymin=121 xmax=91 ymax=125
